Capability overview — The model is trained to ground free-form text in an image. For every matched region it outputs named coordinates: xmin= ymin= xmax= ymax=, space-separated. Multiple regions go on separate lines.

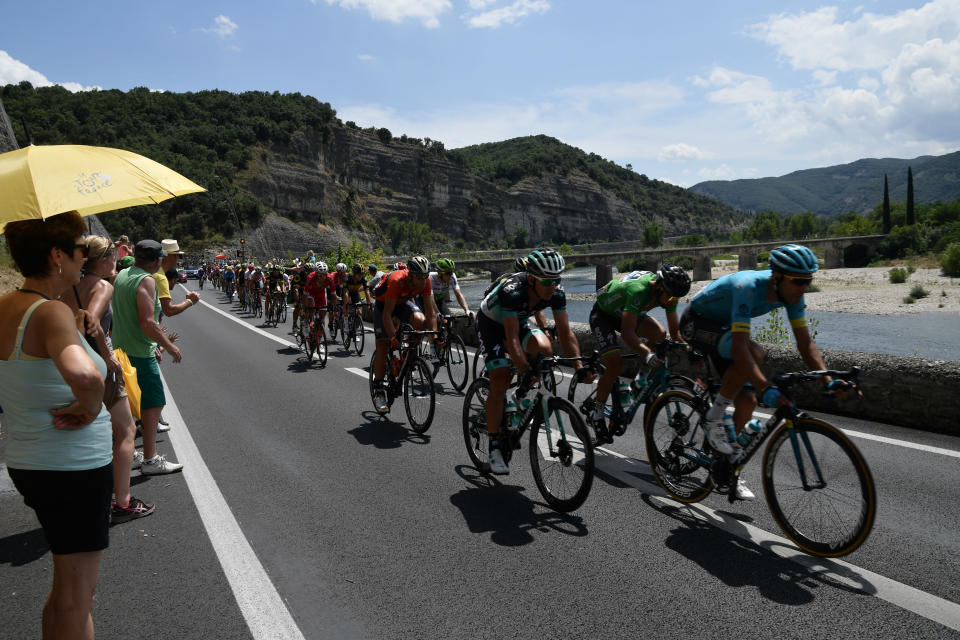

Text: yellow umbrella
xmin=0 ymin=144 xmax=206 ymax=233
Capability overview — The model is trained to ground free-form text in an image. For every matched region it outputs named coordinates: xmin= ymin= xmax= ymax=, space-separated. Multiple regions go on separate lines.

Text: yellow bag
xmin=114 ymin=348 xmax=142 ymax=421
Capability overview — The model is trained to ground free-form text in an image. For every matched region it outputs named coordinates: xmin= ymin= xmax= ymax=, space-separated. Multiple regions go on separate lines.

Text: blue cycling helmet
xmin=768 ymin=244 xmax=818 ymax=275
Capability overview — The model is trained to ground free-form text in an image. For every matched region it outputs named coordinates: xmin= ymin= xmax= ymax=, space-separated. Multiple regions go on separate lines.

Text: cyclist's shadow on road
xmin=643 ymin=495 xmax=875 ymax=605
xmin=347 ymin=411 xmax=431 ymax=449
xmin=449 ymin=465 xmax=588 ymax=547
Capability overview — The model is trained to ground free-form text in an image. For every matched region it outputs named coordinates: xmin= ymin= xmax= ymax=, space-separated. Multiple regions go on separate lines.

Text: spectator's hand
xmin=155 ymin=346 xmax=163 ymax=363
xmin=187 ymin=291 xmax=200 ymax=304
xmin=50 ymin=401 xmax=98 ymax=430
xmin=75 ymin=310 xmax=103 ymax=341
xmin=107 ymin=355 xmax=123 ymax=374
xmin=168 ymin=345 xmax=183 ymax=364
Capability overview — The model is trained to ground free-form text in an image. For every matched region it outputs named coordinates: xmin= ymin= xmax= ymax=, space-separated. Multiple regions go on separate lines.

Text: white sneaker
xmin=703 ymin=414 xmax=738 ymax=455
xmin=373 ymin=388 xmax=389 ymax=414
xmin=489 ymin=448 xmax=509 ymax=475
xmin=734 ymin=478 xmax=756 ymax=501
xmin=131 ymin=449 xmax=144 ymax=471
xmin=140 ymin=454 xmax=183 ymax=475
xmin=157 ymin=420 xmax=171 ymax=433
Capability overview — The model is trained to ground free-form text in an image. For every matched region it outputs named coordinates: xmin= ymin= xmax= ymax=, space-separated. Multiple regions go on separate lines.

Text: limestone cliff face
xmin=239 ymin=125 xmax=672 ymax=249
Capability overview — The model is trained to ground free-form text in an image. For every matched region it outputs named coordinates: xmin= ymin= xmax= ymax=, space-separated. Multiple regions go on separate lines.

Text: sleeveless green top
xmin=112 ymin=266 xmax=161 ymax=358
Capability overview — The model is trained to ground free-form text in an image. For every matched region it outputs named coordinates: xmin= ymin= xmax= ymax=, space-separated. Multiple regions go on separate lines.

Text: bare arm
xmin=137 ymin=278 xmax=182 ymax=362
xmin=502 ymin=316 xmax=527 ymax=372
xmin=554 ymin=311 xmax=584 ymax=371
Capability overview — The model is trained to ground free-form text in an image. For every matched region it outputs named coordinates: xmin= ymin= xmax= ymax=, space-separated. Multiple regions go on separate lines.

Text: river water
xmin=457 ymin=267 xmax=960 ymax=362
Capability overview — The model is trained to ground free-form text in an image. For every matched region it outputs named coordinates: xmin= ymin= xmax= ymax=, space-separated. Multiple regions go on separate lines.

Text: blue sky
xmin=2 ymin=0 xmax=958 ymax=186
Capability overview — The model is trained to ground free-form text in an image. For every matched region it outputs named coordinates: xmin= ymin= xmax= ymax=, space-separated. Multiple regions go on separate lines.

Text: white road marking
xmin=346 ymin=367 xmax=369 ymax=378
xmin=0 ymin=464 xmax=16 ymax=494
xmin=595 ymin=451 xmax=960 ymax=632
xmin=161 ymin=374 xmax=306 ymax=640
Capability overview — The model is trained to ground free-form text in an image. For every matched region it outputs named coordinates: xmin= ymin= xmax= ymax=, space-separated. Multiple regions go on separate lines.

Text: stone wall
xmin=436 ymin=312 xmax=960 ymax=435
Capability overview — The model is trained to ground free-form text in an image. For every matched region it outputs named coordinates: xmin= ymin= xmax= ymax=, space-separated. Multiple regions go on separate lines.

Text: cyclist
xmin=477 ymin=248 xmax=593 ymax=475
xmin=265 ymin=263 xmax=288 ymax=318
xmin=370 ymin=256 xmax=438 ymax=414
xmin=341 ymin=263 xmax=372 ymax=320
xmin=223 ymin=262 xmax=236 ymax=298
xmin=236 ymin=263 xmax=247 ymax=306
xmin=587 ymin=263 xmax=691 ymax=444
xmin=247 ymin=264 xmax=264 ymax=306
xmin=430 ymin=258 xmax=471 ymax=319
xmin=290 ymin=261 xmax=307 ymax=332
xmin=367 ymin=263 xmax=384 ymax=290
xmin=680 ymin=244 xmax=851 ymax=500
xmin=303 ymin=261 xmax=338 ymax=335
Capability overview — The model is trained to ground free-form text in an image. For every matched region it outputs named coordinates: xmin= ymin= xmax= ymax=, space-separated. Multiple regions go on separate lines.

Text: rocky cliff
xmin=237 ymin=126 xmax=730 ymax=255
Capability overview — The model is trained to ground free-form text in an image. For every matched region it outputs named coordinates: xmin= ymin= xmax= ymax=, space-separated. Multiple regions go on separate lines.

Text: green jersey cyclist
xmin=588 ymin=263 xmax=691 ymax=444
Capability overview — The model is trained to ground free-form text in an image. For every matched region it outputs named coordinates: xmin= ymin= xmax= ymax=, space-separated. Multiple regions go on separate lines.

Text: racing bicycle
xmin=644 ymin=367 xmax=876 ymax=557
xmin=341 ymin=301 xmax=368 ymax=356
xmin=419 ymin=314 xmax=471 ymax=392
xmin=462 ymin=353 xmax=594 ymax=513
xmin=367 ymin=326 xmax=438 ymax=433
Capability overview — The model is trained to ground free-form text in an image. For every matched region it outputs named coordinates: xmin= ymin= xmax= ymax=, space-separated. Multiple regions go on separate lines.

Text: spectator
xmin=115 ymin=235 xmax=132 ymax=259
xmin=154 ymin=239 xmax=199 ymax=318
xmin=111 ymin=240 xmax=183 ymax=475
xmin=65 ymin=234 xmax=155 ymax=524
xmin=1 ymin=211 xmax=114 ymax=639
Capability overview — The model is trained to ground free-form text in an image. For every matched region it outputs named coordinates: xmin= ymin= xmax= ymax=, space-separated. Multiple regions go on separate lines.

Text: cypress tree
xmin=882 ymin=174 xmax=891 ymax=233
xmin=906 ymin=166 xmax=915 ymax=225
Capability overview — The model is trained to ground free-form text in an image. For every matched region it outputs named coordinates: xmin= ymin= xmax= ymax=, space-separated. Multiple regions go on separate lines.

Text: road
xmin=2 ymin=280 xmax=959 ymax=640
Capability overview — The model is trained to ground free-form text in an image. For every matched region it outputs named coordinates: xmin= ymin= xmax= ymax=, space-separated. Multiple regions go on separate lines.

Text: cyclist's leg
xmin=477 ymin=314 xmax=510 ymax=436
xmin=590 ymin=305 xmax=623 ymax=406
xmin=371 ymin=301 xmax=390 ymax=381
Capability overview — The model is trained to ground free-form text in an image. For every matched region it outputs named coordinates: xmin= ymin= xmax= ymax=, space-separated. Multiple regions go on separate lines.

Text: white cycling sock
xmin=705 ymin=394 xmax=733 ymax=421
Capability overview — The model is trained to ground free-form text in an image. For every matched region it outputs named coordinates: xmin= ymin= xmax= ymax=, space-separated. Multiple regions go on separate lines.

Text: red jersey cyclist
xmin=370 ymin=256 xmax=438 ymax=414
xmin=302 ymin=261 xmax=338 ymax=333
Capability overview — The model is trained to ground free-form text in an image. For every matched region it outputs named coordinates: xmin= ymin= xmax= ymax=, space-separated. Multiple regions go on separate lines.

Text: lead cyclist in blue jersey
xmin=679 ymin=244 xmax=853 ymax=499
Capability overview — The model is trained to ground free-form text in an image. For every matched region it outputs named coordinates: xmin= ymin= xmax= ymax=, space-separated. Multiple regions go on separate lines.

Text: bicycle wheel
xmin=280 ymin=300 xmax=288 ymax=323
xmin=763 ymin=417 xmax=876 ymax=557
xmin=316 ymin=328 xmax=328 ymax=367
xmin=404 ymin=357 xmax=436 ymax=433
xmin=462 ymin=377 xmax=491 ymax=471
xmin=644 ymin=389 xmax=713 ymax=503
xmin=529 ymin=395 xmax=595 ymax=512
xmin=305 ymin=323 xmax=318 ymax=361
xmin=341 ymin=314 xmax=352 ymax=349
xmin=445 ymin=334 xmax=469 ymax=392
xmin=352 ymin=315 xmax=365 ymax=356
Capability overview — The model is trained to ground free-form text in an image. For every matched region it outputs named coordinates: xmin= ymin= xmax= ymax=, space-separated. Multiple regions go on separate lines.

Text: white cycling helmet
xmin=316 ymin=261 xmax=329 ymax=273
xmin=525 ymin=248 xmax=565 ymax=278
xmin=336 ymin=262 xmax=347 ymax=272
xmin=407 ymin=256 xmax=430 ymax=275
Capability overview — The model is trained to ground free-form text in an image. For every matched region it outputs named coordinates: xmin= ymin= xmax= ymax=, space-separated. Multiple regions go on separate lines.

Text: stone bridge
xmin=449 ymin=235 xmax=885 ymax=285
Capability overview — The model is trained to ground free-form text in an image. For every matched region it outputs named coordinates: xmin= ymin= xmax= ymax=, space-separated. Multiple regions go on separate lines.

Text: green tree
xmin=745 ymin=210 xmax=783 ymax=241
xmin=882 ymin=174 xmax=891 ymax=234
xmin=406 ymin=221 xmax=432 ymax=253
xmin=676 ymin=234 xmax=708 ymax=247
xmin=906 ymin=166 xmax=915 ymax=225
xmin=786 ymin=211 xmax=819 ymax=238
xmin=642 ymin=222 xmax=663 ymax=248
xmin=940 ymin=242 xmax=960 ymax=277
xmin=385 ymin=218 xmax=406 ymax=253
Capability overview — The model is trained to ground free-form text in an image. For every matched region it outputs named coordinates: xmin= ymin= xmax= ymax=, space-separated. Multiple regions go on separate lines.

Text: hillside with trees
xmin=691 ymin=152 xmax=960 ymax=217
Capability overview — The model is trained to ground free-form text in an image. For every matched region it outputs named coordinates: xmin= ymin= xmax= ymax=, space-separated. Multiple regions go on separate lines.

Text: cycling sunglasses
xmin=536 ymin=277 xmax=561 ymax=286
xmin=784 ymin=275 xmax=814 ymax=286
xmin=412 ymin=273 xmax=430 ymax=280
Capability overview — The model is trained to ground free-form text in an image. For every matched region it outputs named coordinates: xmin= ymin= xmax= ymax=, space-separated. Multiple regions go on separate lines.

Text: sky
xmin=1 ymin=0 xmax=958 ymax=187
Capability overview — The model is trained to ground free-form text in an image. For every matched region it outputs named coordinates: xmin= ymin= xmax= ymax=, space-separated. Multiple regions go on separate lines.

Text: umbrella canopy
xmin=215 ymin=253 xmax=227 ymax=259
xmin=0 ymin=144 xmax=206 ymax=233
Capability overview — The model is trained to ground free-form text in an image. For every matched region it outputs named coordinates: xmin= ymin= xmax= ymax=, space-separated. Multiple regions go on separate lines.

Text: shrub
xmin=903 ymin=296 xmax=916 ymax=304
xmin=889 ymin=267 xmax=908 ymax=283
xmin=941 ymin=242 xmax=960 ymax=277
xmin=909 ymin=284 xmax=929 ymax=299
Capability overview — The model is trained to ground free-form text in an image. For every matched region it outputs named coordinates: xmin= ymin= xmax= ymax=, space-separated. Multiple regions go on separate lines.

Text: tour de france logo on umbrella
xmin=74 ymin=171 xmax=114 ymax=195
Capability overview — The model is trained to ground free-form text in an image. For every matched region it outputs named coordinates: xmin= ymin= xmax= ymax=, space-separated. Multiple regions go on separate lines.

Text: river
xmin=457 ymin=266 xmax=960 ymax=362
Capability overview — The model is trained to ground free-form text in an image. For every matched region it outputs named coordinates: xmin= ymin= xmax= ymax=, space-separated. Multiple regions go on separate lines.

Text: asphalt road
xmin=2 ymin=280 xmax=960 ymax=640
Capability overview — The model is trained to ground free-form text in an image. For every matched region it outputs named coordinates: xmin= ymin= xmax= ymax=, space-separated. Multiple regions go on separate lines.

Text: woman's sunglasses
xmin=72 ymin=243 xmax=90 ymax=259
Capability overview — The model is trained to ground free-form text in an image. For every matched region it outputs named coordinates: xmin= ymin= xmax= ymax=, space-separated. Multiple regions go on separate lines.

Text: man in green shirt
xmin=112 ymin=240 xmax=184 ymax=475
xmin=587 ymin=263 xmax=691 ymax=443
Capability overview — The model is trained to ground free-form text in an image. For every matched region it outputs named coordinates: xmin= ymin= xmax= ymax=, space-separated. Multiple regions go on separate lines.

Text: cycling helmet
xmin=336 ymin=262 xmax=347 ymax=273
xmin=514 ymin=256 xmax=528 ymax=272
xmin=316 ymin=261 xmax=329 ymax=273
xmin=525 ymin=248 xmax=565 ymax=278
xmin=352 ymin=263 xmax=363 ymax=274
xmin=436 ymin=258 xmax=455 ymax=272
xmin=303 ymin=263 xmax=315 ymax=271
xmin=407 ymin=256 xmax=430 ymax=275
xmin=657 ymin=262 xmax=692 ymax=297
xmin=768 ymin=244 xmax=819 ymax=275
xmin=392 ymin=262 xmax=406 ymax=271
xmin=368 ymin=263 xmax=378 ymax=272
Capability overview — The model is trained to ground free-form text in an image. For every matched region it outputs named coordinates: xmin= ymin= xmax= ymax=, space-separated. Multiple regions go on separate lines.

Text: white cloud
xmin=697 ymin=165 xmax=740 ymax=181
xmin=468 ymin=0 xmax=497 ymax=8
xmin=749 ymin=0 xmax=960 ymax=72
xmin=358 ymin=53 xmax=377 ymax=62
xmin=812 ymin=69 xmax=837 ymax=86
xmin=466 ymin=0 xmax=550 ymax=29
xmin=0 ymin=50 xmax=100 ymax=92
xmin=658 ymin=143 xmax=712 ymax=162
xmin=324 ymin=0 xmax=452 ymax=28
xmin=201 ymin=15 xmax=238 ymax=38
